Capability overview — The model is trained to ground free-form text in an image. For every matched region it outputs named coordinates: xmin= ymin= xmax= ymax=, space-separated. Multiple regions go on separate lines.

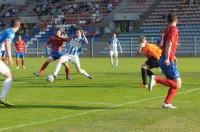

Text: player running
xmin=108 ymin=33 xmax=122 ymax=68
xmin=149 ymin=13 xmax=182 ymax=109
xmin=53 ymin=28 xmax=93 ymax=80
xmin=137 ymin=36 xmax=162 ymax=88
xmin=14 ymin=35 xmax=26 ymax=69
xmin=0 ymin=18 xmax=21 ymax=106
xmin=33 ymin=28 xmax=71 ymax=80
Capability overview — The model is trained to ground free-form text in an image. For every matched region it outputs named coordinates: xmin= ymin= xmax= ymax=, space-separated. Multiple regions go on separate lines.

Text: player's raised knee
xmin=176 ymin=78 xmax=182 ymax=89
xmin=4 ymin=70 xmax=12 ymax=79
xmin=141 ymin=64 xmax=148 ymax=69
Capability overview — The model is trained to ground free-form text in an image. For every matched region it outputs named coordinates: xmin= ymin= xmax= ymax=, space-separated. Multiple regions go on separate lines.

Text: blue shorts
xmin=159 ymin=56 xmax=180 ymax=80
xmin=1 ymin=51 xmax=6 ymax=57
xmin=16 ymin=52 xmax=25 ymax=58
xmin=50 ymin=52 xmax=63 ymax=60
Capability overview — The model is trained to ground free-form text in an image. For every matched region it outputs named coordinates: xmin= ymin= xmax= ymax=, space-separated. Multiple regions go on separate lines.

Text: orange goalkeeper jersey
xmin=142 ymin=43 xmax=162 ymax=60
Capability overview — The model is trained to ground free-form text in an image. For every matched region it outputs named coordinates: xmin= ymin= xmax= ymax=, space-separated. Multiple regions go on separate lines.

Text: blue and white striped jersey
xmin=0 ymin=28 xmax=15 ymax=44
xmin=108 ymin=38 xmax=121 ymax=51
xmin=66 ymin=36 xmax=85 ymax=56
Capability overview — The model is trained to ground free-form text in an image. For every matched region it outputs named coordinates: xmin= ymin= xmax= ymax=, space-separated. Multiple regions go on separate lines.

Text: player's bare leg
xmin=16 ymin=57 xmax=19 ymax=69
xmin=75 ymin=65 xmax=93 ymax=79
xmin=162 ymin=78 xmax=182 ymax=109
xmin=63 ymin=63 xmax=71 ymax=80
xmin=22 ymin=58 xmax=26 ymax=69
xmin=149 ymin=75 xmax=182 ymax=109
xmin=110 ymin=55 xmax=114 ymax=67
xmin=114 ymin=55 xmax=118 ymax=67
xmin=33 ymin=57 xmax=54 ymax=77
xmin=0 ymin=61 xmax=13 ymax=106
xmin=2 ymin=57 xmax=7 ymax=63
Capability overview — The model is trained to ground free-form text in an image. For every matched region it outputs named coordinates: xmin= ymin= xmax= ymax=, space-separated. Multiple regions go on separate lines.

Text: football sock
xmin=80 ymin=69 xmax=90 ymax=77
xmin=39 ymin=62 xmax=49 ymax=75
xmin=0 ymin=78 xmax=12 ymax=99
xmin=115 ymin=59 xmax=118 ymax=67
xmin=110 ymin=58 xmax=114 ymax=66
xmin=164 ymin=88 xmax=177 ymax=104
xmin=155 ymin=77 xmax=178 ymax=104
xmin=53 ymin=62 xmax=62 ymax=77
xmin=147 ymin=69 xmax=154 ymax=76
xmin=65 ymin=65 xmax=70 ymax=77
xmin=141 ymin=68 xmax=147 ymax=85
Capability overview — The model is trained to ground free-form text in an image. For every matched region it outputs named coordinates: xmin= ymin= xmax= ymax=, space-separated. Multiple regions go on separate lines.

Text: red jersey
xmin=162 ymin=25 xmax=179 ymax=60
xmin=47 ymin=36 xmax=68 ymax=52
xmin=14 ymin=40 xmax=26 ymax=52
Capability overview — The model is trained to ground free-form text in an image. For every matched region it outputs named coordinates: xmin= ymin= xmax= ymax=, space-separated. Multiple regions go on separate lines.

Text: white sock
xmin=110 ymin=58 xmax=113 ymax=66
xmin=80 ymin=69 xmax=90 ymax=77
xmin=53 ymin=62 xmax=62 ymax=77
xmin=115 ymin=58 xmax=118 ymax=66
xmin=0 ymin=78 xmax=12 ymax=99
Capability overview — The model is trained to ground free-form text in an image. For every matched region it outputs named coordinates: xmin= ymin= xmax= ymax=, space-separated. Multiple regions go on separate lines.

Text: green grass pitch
xmin=0 ymin=58 xmax=200 ymax=132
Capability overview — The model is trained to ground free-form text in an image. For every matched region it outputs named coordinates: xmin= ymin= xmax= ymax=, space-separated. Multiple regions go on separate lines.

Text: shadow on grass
xmin=0 ymin=104 xmax=116 ymax=110
xmin=144 ymin=107 xmax=162 ymax=110
xmin=13 ymin=84 xmax=137 ymax=89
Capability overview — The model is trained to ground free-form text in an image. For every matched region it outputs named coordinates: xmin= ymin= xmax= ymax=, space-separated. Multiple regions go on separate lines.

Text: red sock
xmin=155 ymin=76 xmax=178 ymax=104
xmin=22 ymin=59 xmax=25 ymax=66
xmin=155 ymin=77 xmax=177 ymax=88
xmin=16 ymin=59 xmax=19 ymax=66
xmin=164 ymin=88 xmax=177 ymax=104
xmin=39 ymin=62 xmax=49 ymax=75
xmin=65 ymin=66 xmax=70 ymax=77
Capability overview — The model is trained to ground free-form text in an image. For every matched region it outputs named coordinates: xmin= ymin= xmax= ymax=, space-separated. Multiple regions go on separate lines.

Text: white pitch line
xmin=113 ymin=87 xmax=200 ymax=108
xmin=13 ymin=100 xmax=118 ymax=106
xmin=0 ymin=87 xmax=199 ymax=132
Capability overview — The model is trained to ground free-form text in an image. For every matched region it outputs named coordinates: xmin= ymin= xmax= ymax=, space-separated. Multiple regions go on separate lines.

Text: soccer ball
xmin=46 ymin=75 xmax=54 ymax=82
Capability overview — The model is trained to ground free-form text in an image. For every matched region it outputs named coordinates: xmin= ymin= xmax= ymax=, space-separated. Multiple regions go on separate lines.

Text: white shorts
xmin=61 ymin=54 xmax=80 ymax=68
xmin=0 ymin=60 xmax=10 ymax=75
xmin=110 ymin=50 xmax=118 ymax=57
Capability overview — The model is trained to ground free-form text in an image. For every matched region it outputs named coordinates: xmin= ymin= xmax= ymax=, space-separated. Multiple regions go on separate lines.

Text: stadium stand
xmin=0 ymin=0 xmax=200 ymax=57
xmin=141 ymin=0 xmax=200 ymax=56
xmin=120 ymin=0 xmax=154 ymax=14
xmin=23 ymin=0 xmax=121 ymax=57
xmin=101 ymin=0 xmax=200 ymax=56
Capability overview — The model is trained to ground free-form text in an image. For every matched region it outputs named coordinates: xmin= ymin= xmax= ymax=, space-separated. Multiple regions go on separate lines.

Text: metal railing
xmin=25 ymin=36 xmax=200 ymax=57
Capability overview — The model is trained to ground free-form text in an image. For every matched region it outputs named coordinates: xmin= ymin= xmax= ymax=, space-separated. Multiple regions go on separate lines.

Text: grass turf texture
xmin=0 ymin=58 xmax=199 ymax=132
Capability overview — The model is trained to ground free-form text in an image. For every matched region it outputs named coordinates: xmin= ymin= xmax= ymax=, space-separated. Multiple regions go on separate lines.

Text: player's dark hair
xmin=10 ymin=18 xmax=20 ymax=28
xmin=75 ymin=28 xmax=82 ymax=32
xmin=167 ymin=13 xmax=177 ymax=24
xmin=55 ymin=27 xmax=61 ymax=32
xmin=112 ymin=32 xmax=117 ymax=37
xmin=138 ymin=36 xmax=146 ymax=44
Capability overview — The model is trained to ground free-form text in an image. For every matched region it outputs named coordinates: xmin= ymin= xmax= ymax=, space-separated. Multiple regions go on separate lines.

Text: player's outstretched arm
xmin=81 ymin=30 xmax=88 ymax=44
xmin=5 ymin=40 xmax=13 ymax=65
xmin=118 ymin=41 xmax=122 ymax=53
